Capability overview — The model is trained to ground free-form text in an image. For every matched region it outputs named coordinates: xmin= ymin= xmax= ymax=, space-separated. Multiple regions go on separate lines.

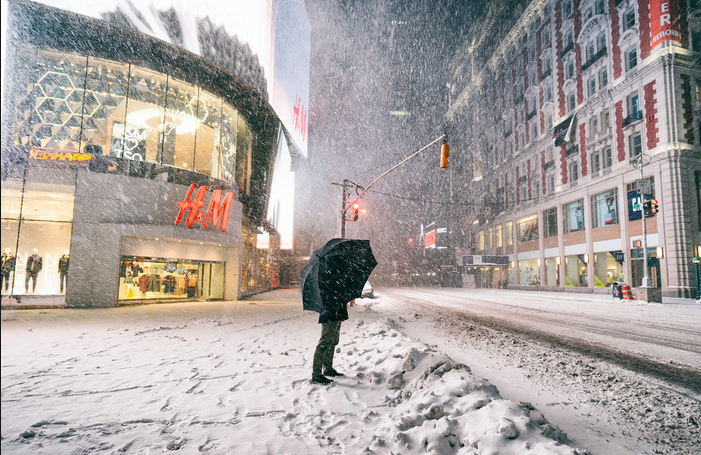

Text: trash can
xmin=612 ymin=282 xmax=622 ymax=300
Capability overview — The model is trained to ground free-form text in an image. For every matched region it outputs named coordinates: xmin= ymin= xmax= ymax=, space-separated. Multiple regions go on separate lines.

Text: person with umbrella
xmin=300 ymin=238 xmax=377 ymax=385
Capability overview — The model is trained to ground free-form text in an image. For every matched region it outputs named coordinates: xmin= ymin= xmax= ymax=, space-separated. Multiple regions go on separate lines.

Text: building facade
xmin=0 ymin=0 xmax=305 ymax=307
xmin=446 ymin=0 xmax=701 ymax=299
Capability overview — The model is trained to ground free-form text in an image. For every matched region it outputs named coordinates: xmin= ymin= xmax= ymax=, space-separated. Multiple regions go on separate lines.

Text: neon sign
xmin=29 ymin=149 xmax=92 ymax=162
xmin=175 ymin=184 xmax=234 ymax=232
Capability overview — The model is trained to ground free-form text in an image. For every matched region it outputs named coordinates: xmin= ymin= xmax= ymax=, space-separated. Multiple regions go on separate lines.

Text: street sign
xmin=636 ymin=178 xmax=652 ymax=195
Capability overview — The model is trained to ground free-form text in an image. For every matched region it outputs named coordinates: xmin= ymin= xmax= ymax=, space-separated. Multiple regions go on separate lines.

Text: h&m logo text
xmin=175 ymin=184 xmax=234 ymax=232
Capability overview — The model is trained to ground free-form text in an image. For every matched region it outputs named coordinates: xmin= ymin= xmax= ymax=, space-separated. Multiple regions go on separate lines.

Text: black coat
xmin=26 ymin=255 xmax=42 ymax=273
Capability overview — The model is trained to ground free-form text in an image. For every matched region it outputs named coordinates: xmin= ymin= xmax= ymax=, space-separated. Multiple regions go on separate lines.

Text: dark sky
xmin=297 ymin=0 xmax=481 ymax=269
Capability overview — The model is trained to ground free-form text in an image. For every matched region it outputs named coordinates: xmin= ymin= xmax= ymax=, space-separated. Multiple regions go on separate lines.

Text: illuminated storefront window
xmin=545 ymin=257 xmax=560 ymax=286
xmin=593 ymin=252 xmax=624 ymax=287
xmin=565 ymin=254 xmax=588 ymax=286
xmin=563 ymin=199 xmax=584 ymax=233
xmin=10 ymin=44 xmax=252 ymax=186
xmin=118 ymin=256 xmax=224 ymax=301
xmin=518 ymin=258 xmax=540 ymax=285
xmin=1 ymin=168 xmax=75 ymax=296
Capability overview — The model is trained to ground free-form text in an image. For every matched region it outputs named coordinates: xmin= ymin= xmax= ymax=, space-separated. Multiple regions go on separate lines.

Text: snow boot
xmin=311 ymin=374 xmax=333 ymax=385
xmin=324 ymin=368 xmax=344 ymax=377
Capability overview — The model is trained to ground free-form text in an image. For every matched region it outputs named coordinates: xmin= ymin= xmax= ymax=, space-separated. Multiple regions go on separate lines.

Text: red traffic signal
xmin=650 ymin=199 xmax=659 ymax=215
xmin=352 ymin=202 xmax=359 ymax=221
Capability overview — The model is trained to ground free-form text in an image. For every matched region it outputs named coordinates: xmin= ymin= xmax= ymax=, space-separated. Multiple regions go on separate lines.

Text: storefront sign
xmin=175 ymin=184 xmax=234 ymax=232
xmin=650 ymin=0 xmax=681 ymax=49
xmin=627 ymin=190 xmax=643 ymax=221
xmin=611 ymin=251 xmax=625 ymax=265
xmin=256 ymin=232 xmax=270 ymax=249
xmin=29 ymin=149 xmax=92 ymax=164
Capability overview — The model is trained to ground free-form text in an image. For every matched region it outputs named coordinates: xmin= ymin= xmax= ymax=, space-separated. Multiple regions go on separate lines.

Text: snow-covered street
xmin=2 ymin=289 xmax=700 ymax=454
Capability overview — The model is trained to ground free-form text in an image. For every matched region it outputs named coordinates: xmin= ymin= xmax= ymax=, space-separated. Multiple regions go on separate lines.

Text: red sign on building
xmin=650 ymin=0 xmax=682 ymax=49
xmin=175 ymin=184 xmax=234 ymax=232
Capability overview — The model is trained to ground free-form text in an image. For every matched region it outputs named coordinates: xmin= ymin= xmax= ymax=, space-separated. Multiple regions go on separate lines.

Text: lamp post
xmin=693 ymin=257 xmax=700 ymax=302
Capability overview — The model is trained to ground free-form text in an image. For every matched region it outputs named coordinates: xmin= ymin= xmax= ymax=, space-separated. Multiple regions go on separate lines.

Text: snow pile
xmin=337 ymin=319 xmax=586 ymax=454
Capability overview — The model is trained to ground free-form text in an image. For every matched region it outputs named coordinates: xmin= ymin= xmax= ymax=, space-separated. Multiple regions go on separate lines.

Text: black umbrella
xmin=300 ymin=238 xmax=377 ymax=323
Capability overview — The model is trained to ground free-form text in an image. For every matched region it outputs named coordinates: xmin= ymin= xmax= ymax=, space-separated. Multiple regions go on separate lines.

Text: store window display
xmin=25 ymin=249 xmax=43 ymax=293
xmin=1 ymin=249 xmax=16 ymax=294
xmin=118 ymin=256 xmax=224 ymax=302
xmin=58 ymin=250 xmax=70 ymax=293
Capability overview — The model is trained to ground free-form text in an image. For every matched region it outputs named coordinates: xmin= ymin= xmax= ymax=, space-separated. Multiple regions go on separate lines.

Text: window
xmin=602 ymin=110 xmax=611 ymax=128
xmin=548 ymin=174 xmax=555 ymax=193
xmin=584 ymin=8 xmax=593 ymax=22
xmin=563 ymin=0 xmax=573 ymax=18
xmin=570 ymin=161 xmax=579 ymax=182
xmin=545 ymin=257 xmax=560 ymax=286
xmin=487 ymin=227 xmax=494 ymax=249
xmin=496 ymin=224 xmax=503 ymax=247
xmin=567 ymin=92 xmax=576 ymax=112
xmin=595 ymin=0 xmax=606 ymax=15
xmin=626 ymin=47 xmax=637 ymax=71
xmin=478 ymin=230 xmax=485 ymax=250
xmin=628 ymin=92 xmax=640 ymax=116
xmin=532 ymin=123 xmax=538 ymax=139
xmin=629 ymin=133 xmax=642 ymax=158
xmin=545 ymin=84 xmax=553 ymax=102
xmin=588 ymin=77 xmax=597 ymax=97
xmin=566 ymin=59 xmax=575 ymax=79
xmin=603 ymin=147 xmax=612 ymax=168
xmin=542 ymin=29 xmax=551 ymax=48
xmin=565 ymin=30 xmax=574 ymax=49
xmin=544 ymin=207 xmax=558 ymax=237
xmin=591 ymin=151 xmax=601 ymax=172
xmin=505 ymin=221 xmax=513 ymax=246
xmin=586 ymin=42 xmax=596 ymax=61
xmin=530 ymin=70 xmax=537 ymax=87
xmin=594 ymin=252 xmax=624 ymax=287
xmin=565 ymin=255 xmax=588 ymax=287
xmin=546 ymin=113 xmax=553 ymax=131
xmin=589 ymin=116 xmax=599 ymax=135
xmin=529 ymin=46 xmax=536 ymax=62
xmin=563 ymin=199 xmax=584 ymax=233
xmin=623 ymin=8 xmax=636 ymax=32
xmin=591 ymin=188 xmax=619 ymax=228
xmin=517 ymin=214 xmax=539 ymax=242
xmin=543 ymin=57 xmax=552 ymax=76
xmin=597 ymin=33 xmax=606 ymax=51
xmin=599 ymin=68 xmax=608 ymax=88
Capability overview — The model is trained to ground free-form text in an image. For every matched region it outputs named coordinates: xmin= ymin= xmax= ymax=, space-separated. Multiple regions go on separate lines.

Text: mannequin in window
xmin=58 ymin=250 xmax=70 ymax=294
xmin=25 ymin=248 xmax=43 ymax=293
xmin=1 ymin=248 xmax=16 ymax=293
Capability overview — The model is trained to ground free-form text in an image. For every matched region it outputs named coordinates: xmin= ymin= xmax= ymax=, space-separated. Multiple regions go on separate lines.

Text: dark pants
xmin=1 ymin=272 xmax=9 ymax=292
xmin=25 ymin=271 xmax=38 ymax=292
xmin=312 ymin=321 xmax=342 ymax=376
xmin=60 ymin=272 xmax=68 ymax=293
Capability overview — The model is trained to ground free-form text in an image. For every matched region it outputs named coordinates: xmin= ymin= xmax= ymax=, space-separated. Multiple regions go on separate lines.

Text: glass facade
xmin=517 ymin=214 xmax=538 ymax=242
xmin=631 ymin=248 xmax=662 ymax=288
xmin=10 ymin=45 xmax=252 ymax=191
xmin=593 ymin=252 xmax=624 ymax=287
xmin=565 ymin=254 xmax=588 ymax=286
xmin=1 ymin=168 xmax=76 ymax=295
xmin=518 ymin=258 xmax=540 ymax=285
xmin=545 ymin=257 xmax=560 ymax=286
xmin=591 ymin=189 xmax=618 ymax=228
xmin=544 ymin=207 xmax=558 ymax=237
xmin=563 ymin=199 xmax=584 ymax=233
xmin=118 ymin=256 xmax=224 ymax=302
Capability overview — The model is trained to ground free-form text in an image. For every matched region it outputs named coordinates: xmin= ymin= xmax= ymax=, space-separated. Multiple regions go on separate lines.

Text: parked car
xmin=361 ymin=281 xmax=374 ymax=299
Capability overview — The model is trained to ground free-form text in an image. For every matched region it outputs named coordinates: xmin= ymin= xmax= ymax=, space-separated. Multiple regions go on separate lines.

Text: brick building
xmin=445 ymin=0 xmax=701 ymax=299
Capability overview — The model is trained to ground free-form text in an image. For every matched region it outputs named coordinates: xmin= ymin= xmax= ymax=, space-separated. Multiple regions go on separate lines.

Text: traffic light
xmin=440 ymin=143 xmax=449 ymax=169
xmin=643 ymin=200 xmax=651 ymax=217
xmin=650 ymin=199 xmax=659 ymax=216
xmin=352 ymin=202 xmax=359 ymax=221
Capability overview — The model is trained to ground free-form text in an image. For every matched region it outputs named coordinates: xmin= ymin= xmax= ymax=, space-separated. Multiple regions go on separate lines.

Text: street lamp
xmin=693 ymin=257 xmax=700 ymax=302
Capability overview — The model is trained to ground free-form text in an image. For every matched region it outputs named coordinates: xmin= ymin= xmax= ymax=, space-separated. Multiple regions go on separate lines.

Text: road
xmin=379 ymin=287 xmax=701 ymax=390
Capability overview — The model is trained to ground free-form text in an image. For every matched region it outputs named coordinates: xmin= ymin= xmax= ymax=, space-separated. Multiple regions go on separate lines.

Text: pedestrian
xmin=311 ymin=298 xmax=348 ymax=385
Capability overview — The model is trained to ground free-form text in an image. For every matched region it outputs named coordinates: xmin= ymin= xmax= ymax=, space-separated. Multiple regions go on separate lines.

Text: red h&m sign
xmin=175 ymin=184 xmax=234 ymax=232
xmin=650 ymin=0 xmax=681 ymax=49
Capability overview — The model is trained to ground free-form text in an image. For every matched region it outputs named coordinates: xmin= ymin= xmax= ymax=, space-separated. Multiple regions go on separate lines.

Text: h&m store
xmin=0 ymin=1 xmax=282 ymax=307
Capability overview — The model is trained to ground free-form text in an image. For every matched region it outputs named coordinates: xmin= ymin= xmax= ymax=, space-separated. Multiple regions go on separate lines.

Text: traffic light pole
xmin=632 ymin=153 xmax=651 ymax=288
xmin=333 ymin=133 xmax=448 ymax=240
